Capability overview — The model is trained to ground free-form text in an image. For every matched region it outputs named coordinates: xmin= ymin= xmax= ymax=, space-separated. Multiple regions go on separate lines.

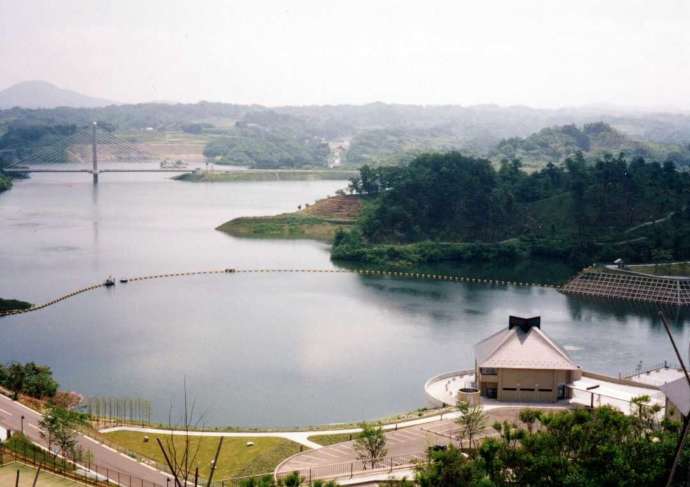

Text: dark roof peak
xmin=508 ymin=315 xmax=541 ymax=333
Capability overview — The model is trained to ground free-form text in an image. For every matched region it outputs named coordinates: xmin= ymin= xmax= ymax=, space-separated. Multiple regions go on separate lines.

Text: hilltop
xmin=2 ymin=101 xmax=690 ymax=170
xmin=0 ymin=81 xmax=115 ymax=109
xmin=491 ymin=122 xmax=690 ymax=170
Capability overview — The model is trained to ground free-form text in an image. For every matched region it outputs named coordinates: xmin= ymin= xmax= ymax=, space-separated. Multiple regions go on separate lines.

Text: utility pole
xmin=92 ymin=121 xmax=98 ymax=184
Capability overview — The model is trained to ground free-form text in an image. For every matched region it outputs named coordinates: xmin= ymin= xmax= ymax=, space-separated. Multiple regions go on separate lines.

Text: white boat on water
xmin=160 ymin=159 xmax=189 ymax=169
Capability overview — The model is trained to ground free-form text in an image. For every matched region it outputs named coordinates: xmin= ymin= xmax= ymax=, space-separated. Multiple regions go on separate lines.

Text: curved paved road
xmin=0 ymin=393 xmax=171 ymax=486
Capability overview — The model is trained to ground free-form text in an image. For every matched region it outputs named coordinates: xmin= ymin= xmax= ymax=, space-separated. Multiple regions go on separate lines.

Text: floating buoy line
xmin=0 ymin=268 xmax=559 ymax=317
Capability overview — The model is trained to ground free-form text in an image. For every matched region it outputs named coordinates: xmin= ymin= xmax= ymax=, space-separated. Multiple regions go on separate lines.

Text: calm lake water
xmin=1 ymin=164 xmax=689 ymax=427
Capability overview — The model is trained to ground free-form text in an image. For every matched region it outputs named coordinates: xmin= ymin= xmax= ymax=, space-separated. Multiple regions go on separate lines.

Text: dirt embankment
xmin=216 ymin=195 xmax=363 ymax=241
xmin=301 ymin=194 xmax=363 ymax=220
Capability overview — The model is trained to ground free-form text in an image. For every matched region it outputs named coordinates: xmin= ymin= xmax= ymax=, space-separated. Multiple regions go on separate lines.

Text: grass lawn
xmin=216 ymin=215 xmax=352 ymax=241
xmin=216 ymin=195 xmax=361 ymax=242
xmin=103 ymin=431 xmax=304 ymax=479
xmin=628 ymin=261 xmax=690 ymax=277
xmin=0 ymin=462 xmax=79 ymax=487
xmin=307 ymin=433 xmax=356 ymax=446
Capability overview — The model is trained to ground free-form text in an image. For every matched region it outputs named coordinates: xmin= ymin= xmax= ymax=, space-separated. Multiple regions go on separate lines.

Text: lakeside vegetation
xmin=102 ymin=431 xmax=303 ymax=479
xmin=0 ymin=174 xmax=11 ymax=192
xmin=0 ymin=361 xmax=58 ymax=400
xmin=217 ymin=215 xmax=353 ymax=241
xmin=175 ymin=169 xmax=356 ymax=183
xmin=0 ymin=297 xmax=31 ymax=312
xmin=333 ymin=152 xmax=690 ymax=268
xmin=217 ymin=195 xmax=362 ymax=241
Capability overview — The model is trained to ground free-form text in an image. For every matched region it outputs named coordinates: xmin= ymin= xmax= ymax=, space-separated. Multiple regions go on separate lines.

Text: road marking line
xmin=0 ymin=407 xmax=12 ymax=416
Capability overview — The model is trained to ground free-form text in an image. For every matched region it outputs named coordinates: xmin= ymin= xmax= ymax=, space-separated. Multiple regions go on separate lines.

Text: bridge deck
xmin=3 ymin=168 xmax=194 ymax=174
xmin=3 ymin=169 xmax=93 ymax=173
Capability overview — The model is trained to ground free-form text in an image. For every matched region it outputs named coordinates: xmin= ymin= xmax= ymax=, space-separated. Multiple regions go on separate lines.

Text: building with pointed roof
xmin=474 ymin=316 xmax=582 ymax=402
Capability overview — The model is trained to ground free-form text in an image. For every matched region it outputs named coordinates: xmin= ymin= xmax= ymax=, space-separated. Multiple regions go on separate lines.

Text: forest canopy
xmin=334 ymin=152 xmax=690 ymax=267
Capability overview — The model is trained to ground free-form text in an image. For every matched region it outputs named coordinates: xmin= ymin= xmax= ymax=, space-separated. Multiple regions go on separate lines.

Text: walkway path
xmin=100 ymin=401 xmax=569 ymax=450
xmin=100 ymin=410 xmax=467 ymax=450
xmin=1 ymin=391 xmax=571 ymax=485
xmin=274 ymin=407 xmax=564 ymax=482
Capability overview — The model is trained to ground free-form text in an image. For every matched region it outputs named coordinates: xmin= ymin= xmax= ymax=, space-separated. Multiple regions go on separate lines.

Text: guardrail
xmin=621 ymin=361 xmax=679 ymax=380
xmin=0 ymin=440 xmax=165 ymax=487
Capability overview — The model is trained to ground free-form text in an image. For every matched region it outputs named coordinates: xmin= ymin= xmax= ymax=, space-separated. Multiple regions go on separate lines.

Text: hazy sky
xmin=1 ymin=0 xmax=689 ymax=109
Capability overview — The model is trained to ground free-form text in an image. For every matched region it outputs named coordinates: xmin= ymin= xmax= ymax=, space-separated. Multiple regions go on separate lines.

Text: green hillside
xmin=333 ymin=152 xmax=690 ymax=267
xmin=491 ymin=122 xmax=690 ymax=170
xmin=203 ymin=111 xmax=330 ymax=168
xmin=2 ymin=102 xmax=690 ymax=171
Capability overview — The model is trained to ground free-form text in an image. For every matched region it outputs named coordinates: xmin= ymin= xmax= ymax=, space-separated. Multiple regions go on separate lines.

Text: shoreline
xmin=174 ymin=169 xmax=357 ymax=182
xmin=216 ymin=194 xmax=362 ymax=241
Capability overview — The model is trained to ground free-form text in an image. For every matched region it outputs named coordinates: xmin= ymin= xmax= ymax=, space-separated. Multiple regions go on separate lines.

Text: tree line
xmin=336 ymin=152 xmax=690 ymax=266
xmin=414 ymin=399 xmax=682 ymax=486
xmin=0 ymin=361 xmax=58 ymax=400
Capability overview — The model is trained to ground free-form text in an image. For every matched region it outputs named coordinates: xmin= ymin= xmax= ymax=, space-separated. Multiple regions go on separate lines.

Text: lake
xmin=1 ymin=164 xmax=688 ymax=427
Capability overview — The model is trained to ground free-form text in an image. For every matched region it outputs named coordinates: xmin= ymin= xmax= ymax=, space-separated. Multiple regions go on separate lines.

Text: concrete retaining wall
xmin=424 ymin=369 xmax=474 ymax=407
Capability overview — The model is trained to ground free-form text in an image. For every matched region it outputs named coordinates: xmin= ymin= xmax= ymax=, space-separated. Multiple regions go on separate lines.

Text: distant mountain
xmin=491 ymin=122 xmax=690 ymax=169
xmin=0 ymin=81 xmax=115 ymax=109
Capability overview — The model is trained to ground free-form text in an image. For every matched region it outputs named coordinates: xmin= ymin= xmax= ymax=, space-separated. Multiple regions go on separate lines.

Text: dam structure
xmin=560 ymin=266 xmax=690 ymax=306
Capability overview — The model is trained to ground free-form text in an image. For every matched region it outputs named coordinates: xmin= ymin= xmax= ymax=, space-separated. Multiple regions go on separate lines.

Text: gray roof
xmin=474 ymin=325 xmax=579 ymax=370
xmin=660 ymin=376 xmax=690 ymax=416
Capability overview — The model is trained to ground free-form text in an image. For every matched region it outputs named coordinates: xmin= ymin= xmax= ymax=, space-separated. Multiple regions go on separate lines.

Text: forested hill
xmin=333 ymin=152 xmax=690 ymax=267
xmin=2 ymin=102 xmax=690 ymax=170
xmin=491 ymin=122 xmax=690 ymax=170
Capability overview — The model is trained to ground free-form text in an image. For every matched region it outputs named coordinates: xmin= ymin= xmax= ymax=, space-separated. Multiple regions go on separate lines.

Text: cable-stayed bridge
xmin=1 ymin=122 xmax=195 ymax=183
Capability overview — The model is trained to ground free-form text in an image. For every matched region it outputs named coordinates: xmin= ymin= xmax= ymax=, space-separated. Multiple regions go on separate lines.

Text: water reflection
xmin=91 ymin=183 xmax=99 ymax=249
xmin=565 ymin=295 xmax=689 ymax=330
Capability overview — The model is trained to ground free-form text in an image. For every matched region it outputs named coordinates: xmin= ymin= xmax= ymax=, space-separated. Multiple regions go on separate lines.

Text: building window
xmin=480 ymin=367 xmax=498 ymax=375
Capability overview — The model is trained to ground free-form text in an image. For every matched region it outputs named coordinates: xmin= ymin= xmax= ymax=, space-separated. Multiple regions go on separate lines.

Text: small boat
xmin=104 ymin=276 xmax=116 ymax=287
xmin=224 ymin=268 xmax=236 ymax=273
xmin=119 ymin=278 xmax=129 ymax=284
